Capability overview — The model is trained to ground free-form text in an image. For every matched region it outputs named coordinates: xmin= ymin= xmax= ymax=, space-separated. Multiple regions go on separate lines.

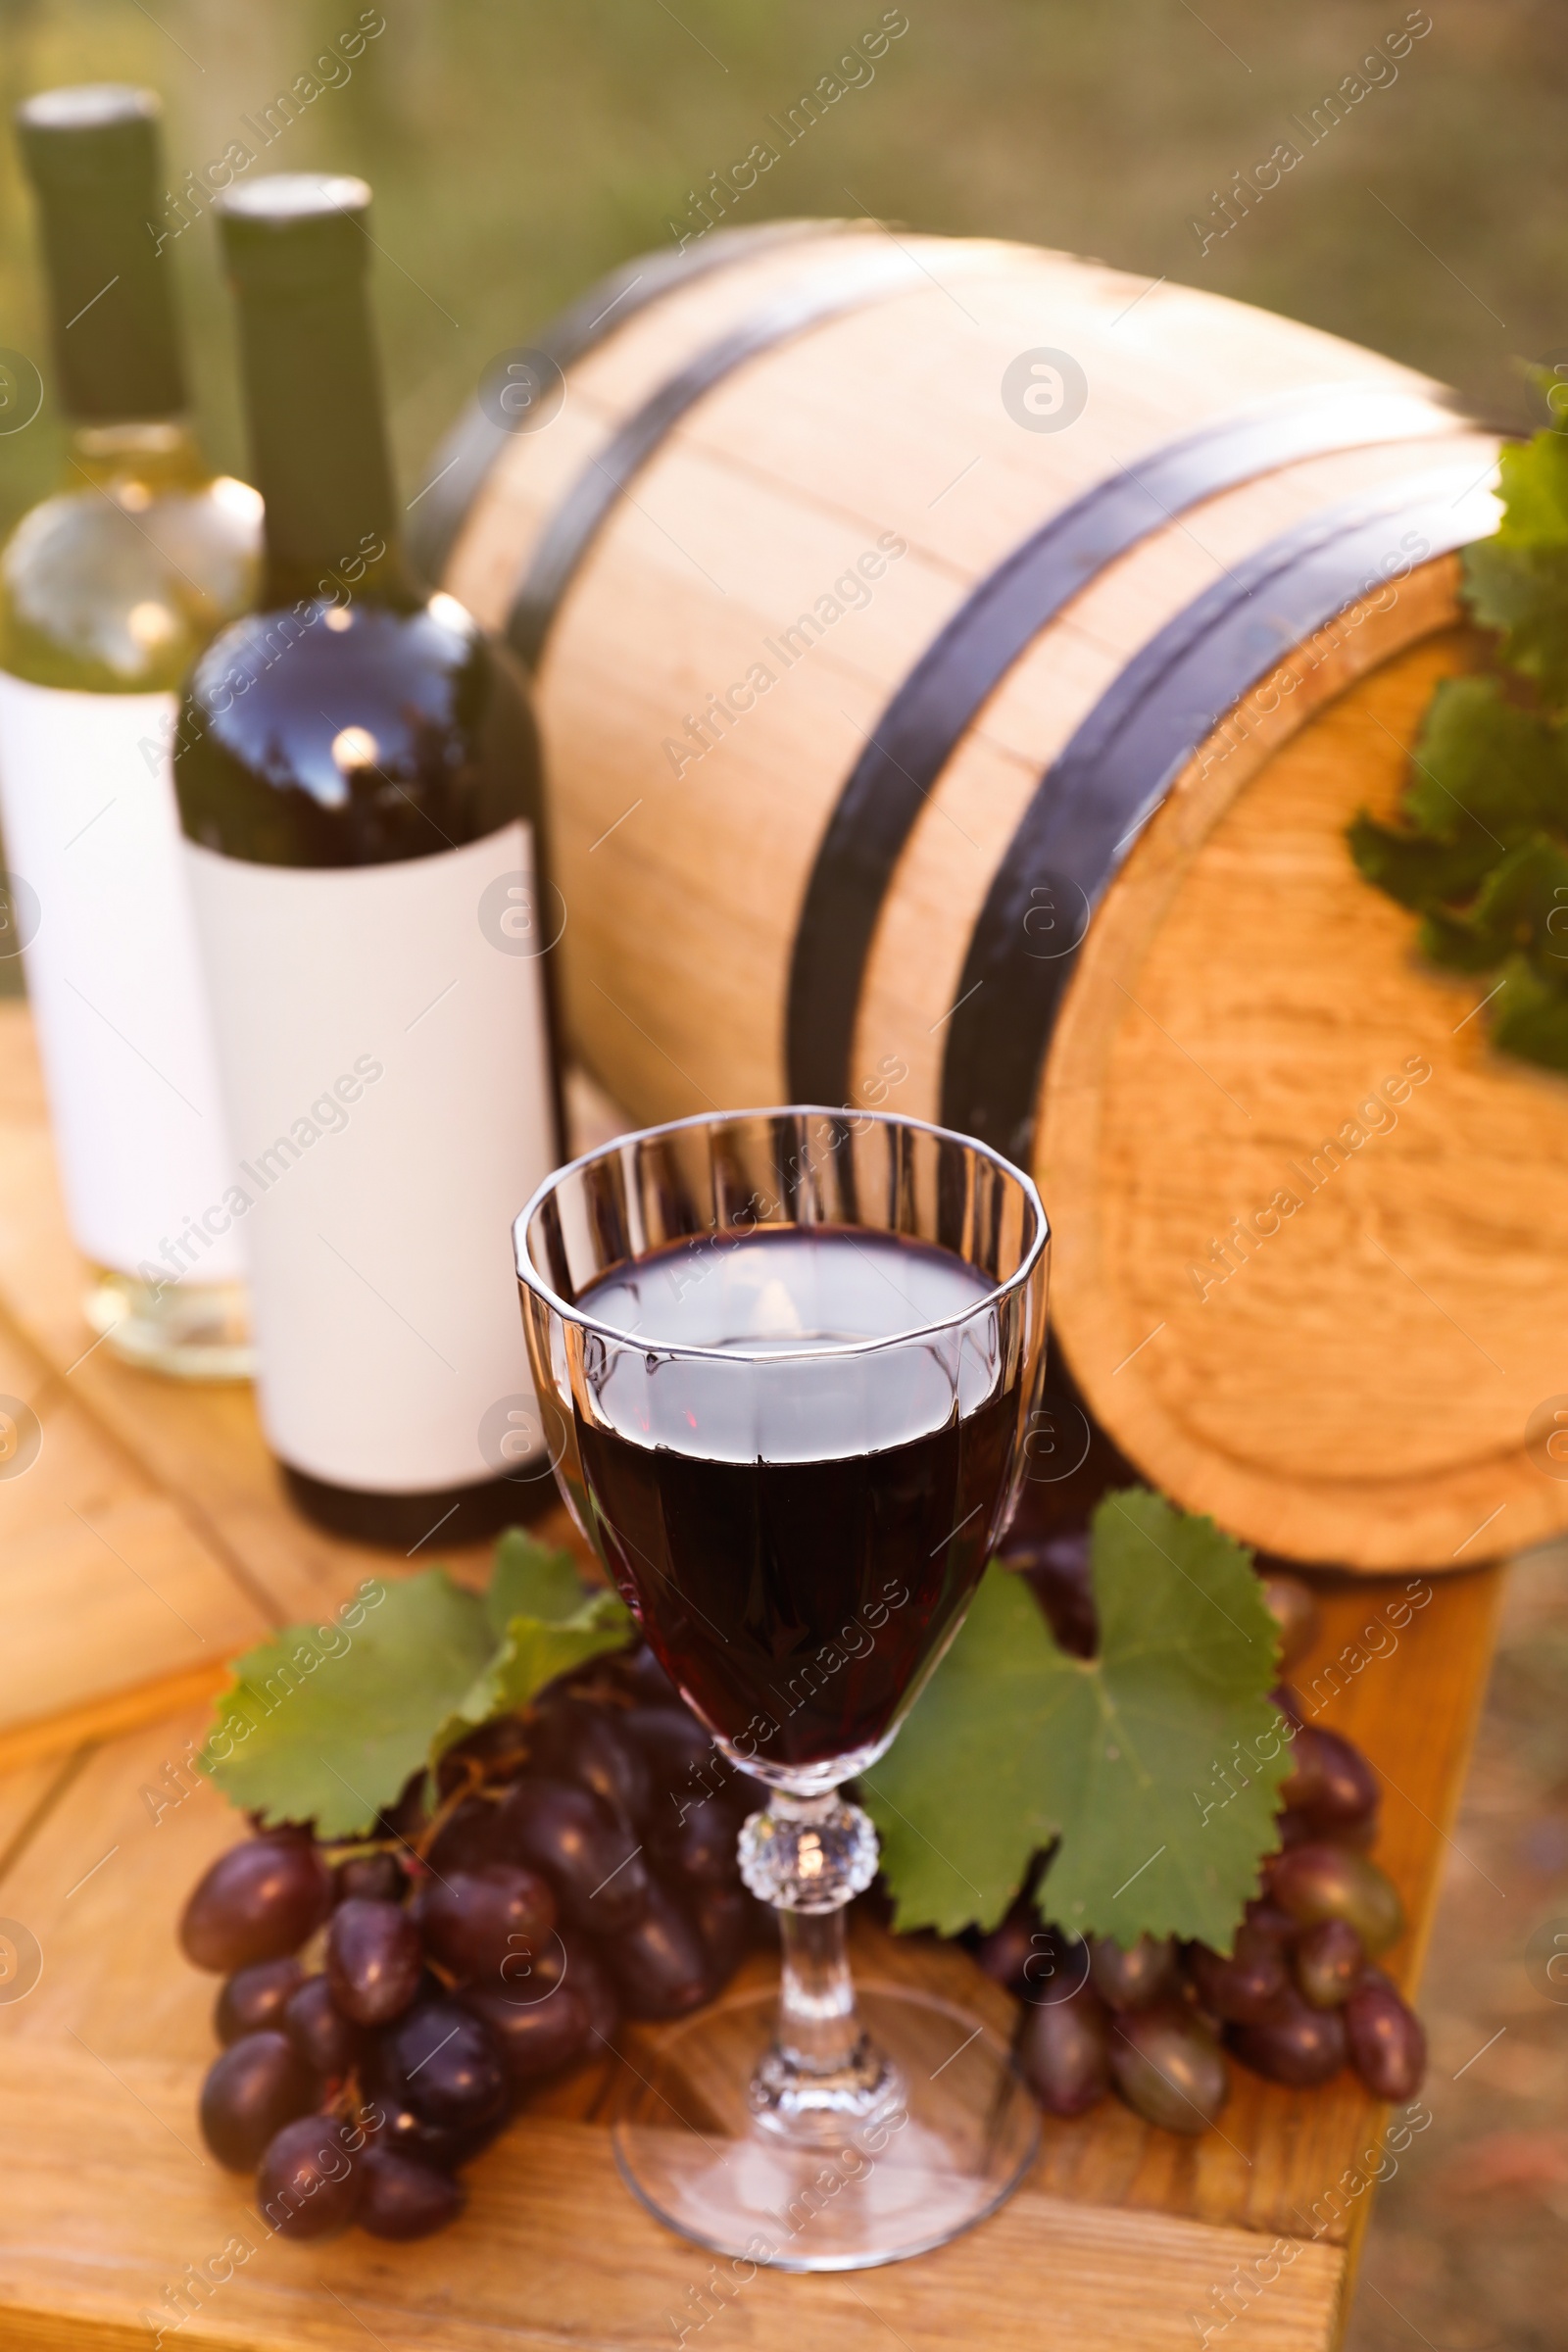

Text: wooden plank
xmin=0 ymin=2047 xmax=1343 ymax=2352
xmin=0 ymin=1749 xmax=79 ymax=1874
xmin=0 ymin=1662 xmax=231 ymax=1778
xmin=0 ymin=1250 xmax=274 ymax=1758
xmin=0 ymin=1549 xmax=1495 ymax=2349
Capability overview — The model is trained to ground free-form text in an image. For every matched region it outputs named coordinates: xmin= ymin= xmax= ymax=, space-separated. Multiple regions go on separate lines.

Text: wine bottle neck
xmin=66 ymin=416 xmax=210 ymax=497
xmin=260 ymin=536 xmax=421 ymax=613
xmin=18 ymin=90 xmax=187 ymax=423
xmin=233 ymin=269 xmax=402 ymax=593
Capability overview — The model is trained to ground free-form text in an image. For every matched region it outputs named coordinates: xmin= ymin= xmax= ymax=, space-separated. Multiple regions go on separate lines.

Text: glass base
xmin=611 ymin=1984 xmax=1039 ymax=2272
xmin=85 ymin=1270 xmax=254 ymax=1382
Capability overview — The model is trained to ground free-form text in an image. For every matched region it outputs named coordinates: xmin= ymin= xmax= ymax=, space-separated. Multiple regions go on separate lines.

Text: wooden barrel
xmin=410 ymin=222 xmax=1563 ymax=1573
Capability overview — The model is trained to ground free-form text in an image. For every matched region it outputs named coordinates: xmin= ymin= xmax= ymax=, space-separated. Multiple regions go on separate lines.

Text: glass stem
xmin=738 ymin=1787 xmax=899 ymax=2132
xmin=776 ymin=1902 xmax=860 ymax=2078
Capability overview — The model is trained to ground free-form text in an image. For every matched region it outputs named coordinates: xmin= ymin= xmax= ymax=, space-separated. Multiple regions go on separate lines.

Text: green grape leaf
xmin=1475 ymin=426 xmax=1568 ymax=550
xmin=1416 ymin=906 xmax=1514 ymax=972
xmin=431 ymin=1588 xmax=633 ymax=1762
xmin=861 ymin=1567 xmax=1064 ymax=1934
xmin=197 ymin=1527 xmax=631 ymax=1838
xmin=1400 ymin=676 xmax=1563 ymax=844
xmin=1462 ymin=431 xmax=1568 ymax=710
xmin=1346 ymin=411 xmax=1568 ymax=1071
xmin=863 ymin=1489 xmax=1290 ymax=1952
xmin=1492 ymin=954 xmax=1568 ymax=1070
xmin=486 ymin=1526 xmax=594 ymax=1636
xmin=1347 ymin=811 xmax=1498 ymax=912
xmin=1469 ymin=832 xmax=1568 ymax=944
xmin=198 ymin=1568 xmax=499 ymax=1838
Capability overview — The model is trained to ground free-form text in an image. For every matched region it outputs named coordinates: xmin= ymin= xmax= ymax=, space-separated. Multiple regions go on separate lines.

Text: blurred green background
xmin=0 ymin=0 xmax=1563 ymax=538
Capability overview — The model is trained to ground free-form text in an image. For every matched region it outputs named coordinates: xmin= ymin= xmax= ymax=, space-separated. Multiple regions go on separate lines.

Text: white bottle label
xmin=0 ymin=673 xmax=244 ymax=1280
xmin=184 ymin=823 xmax=557 ymax=1495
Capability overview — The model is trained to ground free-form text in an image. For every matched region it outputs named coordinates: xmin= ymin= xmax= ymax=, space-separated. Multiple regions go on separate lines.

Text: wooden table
xmin=0 ymin=1000 xmax=1500 ymax=2350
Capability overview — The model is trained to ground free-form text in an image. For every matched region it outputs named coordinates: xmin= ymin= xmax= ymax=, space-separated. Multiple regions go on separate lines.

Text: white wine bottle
xmin=0 ymin=85 xmax=261 ymax=1377
xmin=175 ymin=174 xmax=564 ymax=1547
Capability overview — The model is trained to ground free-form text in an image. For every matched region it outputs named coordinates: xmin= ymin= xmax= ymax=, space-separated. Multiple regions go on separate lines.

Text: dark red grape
xmin=1345 ymin=1978 xmax=1427 ymax=2098
xmin=617 ymin=1644 xmax=680 ymax=1704
xmin=369 ymin=2097 xmax=502 ymax=2174
xmin=1228 ymin=1988 xmax=1348 ymax=2087
xmin=975 ymin=1906 xmax=1038 ymax=1996
xmin=1276 ymin=1805 xmax=1375 ymax=1852
xmin=373 ymin=1998 xmax=509 ymax=2131
xmin=333 ymin=1851 xmax=405 ymax=1904
xmin=1245 ymin=1896 xmax=1298 ymax=1942
xmin=325 ymin=1897 xmax=423 ymax=2027
xmin=621 ymin=1706 xmax=716 ymax=1790
xmin=434 ymin=1714 xmax=529 ymax=1794
xmin=375 ymin=1775 xmax=430 ymax=1845
xmin=1020 ymin=1928 xmax=1089 ymax=2004
xmin=199 ymin=2031 xmax=317 ymax=2170
xmin=179 ymin=1837 xmax=331 ymax=1973
xmin=1016 ymin=1985 xmax=1110 ymax=2116
xmin=492 ymin=1778 xmax=651 ymax=1931
xmin=1186 ymin=1925 xmax=1289 ymax=2026
xmin=689 ymin=1882 xmax=750 ymax=1982
xmin=283 ymin=1974 xmax=363 ymax=2079
xmin=561 ymin=1933 xmax=621 ymax=2045
xmin=1281 ymin=1725 xmax=1379 ymax=1836
xmin=601 ymin=1879 xmax=712 ymax=2020
xmin=413 ymin=1864 xmax=557 ymax=1987
xmin=463 ymin=1919 xmax=620 ymax=2032
xmin=426 ymin=1795 xmax=505 ymax=1876
xmin=356 ymin=2143 xmax=466 ymax=2240
xmin=1272 ymin=1682 xmax=1305 ymax=1729
xmin=494 ymin=1930 xmax=622 ymax=2042
xmin=1269 ymin=1844 xmax=1404 ymax=1954
xmin=1108 ymin=2003 xmax=1230 ymax=2133
xmin=1259 ymin=1573 xmax=1320 ymax=1672
xmin=256 ymin=2113 xmax=364 ymax=2239
xmin=1090 ymin=1933 xmax=1177 ymax=2010
xmin=648 ymin=1791 xmax=742 ymax=1889
xmin=215 ymin=1956 xmax=303 ymax=2045
xmin=1295 ymin=1917 xmax=1364 ymax=2009
xmin=461 ymin=1979 xmax=593 ymax=2082
xmin=528 ymin=1697 xmax=653 ymax=1826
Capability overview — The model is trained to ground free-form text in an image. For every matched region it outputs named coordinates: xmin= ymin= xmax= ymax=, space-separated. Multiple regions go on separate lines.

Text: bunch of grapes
xmin=183 ymin=1526 xmax=1430 ymax=2231
xmin=180 ymin=1643 xmax=767 ymax=2241
xmin=992 ymin=1531 xmax=1427 ymax=2132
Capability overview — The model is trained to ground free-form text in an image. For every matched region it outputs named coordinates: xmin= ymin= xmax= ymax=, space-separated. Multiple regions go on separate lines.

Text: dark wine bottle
xmin=174 ymin=173 xmax=564 ymax=1547
xmin=0 ymin=86 xmax=261 ymax=1377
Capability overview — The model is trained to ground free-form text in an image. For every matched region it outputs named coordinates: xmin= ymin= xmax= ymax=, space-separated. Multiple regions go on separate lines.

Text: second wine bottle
xmin=175 ymin=173 xmax=564 ymax=1546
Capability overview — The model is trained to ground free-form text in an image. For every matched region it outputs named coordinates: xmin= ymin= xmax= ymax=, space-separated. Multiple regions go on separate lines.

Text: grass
xmin=0 ymin=0 xmax=1562 ymax=536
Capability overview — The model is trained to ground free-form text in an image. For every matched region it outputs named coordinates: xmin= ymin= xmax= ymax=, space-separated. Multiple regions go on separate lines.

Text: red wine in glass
xmin=573 ymin=1223 xmax=1021 ymax=1778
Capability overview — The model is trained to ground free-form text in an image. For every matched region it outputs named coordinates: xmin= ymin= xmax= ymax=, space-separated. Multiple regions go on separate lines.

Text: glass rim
xmin=512 ymin=1102 xmax=1049 ymax=1365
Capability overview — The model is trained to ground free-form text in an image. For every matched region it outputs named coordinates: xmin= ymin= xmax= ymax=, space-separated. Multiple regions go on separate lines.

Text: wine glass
xmin=514 ymin=1106 xmax=1049 ymax=2269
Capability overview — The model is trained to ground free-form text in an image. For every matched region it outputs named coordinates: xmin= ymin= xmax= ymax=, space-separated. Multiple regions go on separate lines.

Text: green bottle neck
xmin=30 ymin=181 xmax=188 ymax=423
xmin=233 ymin=269 xmax=404 ymax=605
